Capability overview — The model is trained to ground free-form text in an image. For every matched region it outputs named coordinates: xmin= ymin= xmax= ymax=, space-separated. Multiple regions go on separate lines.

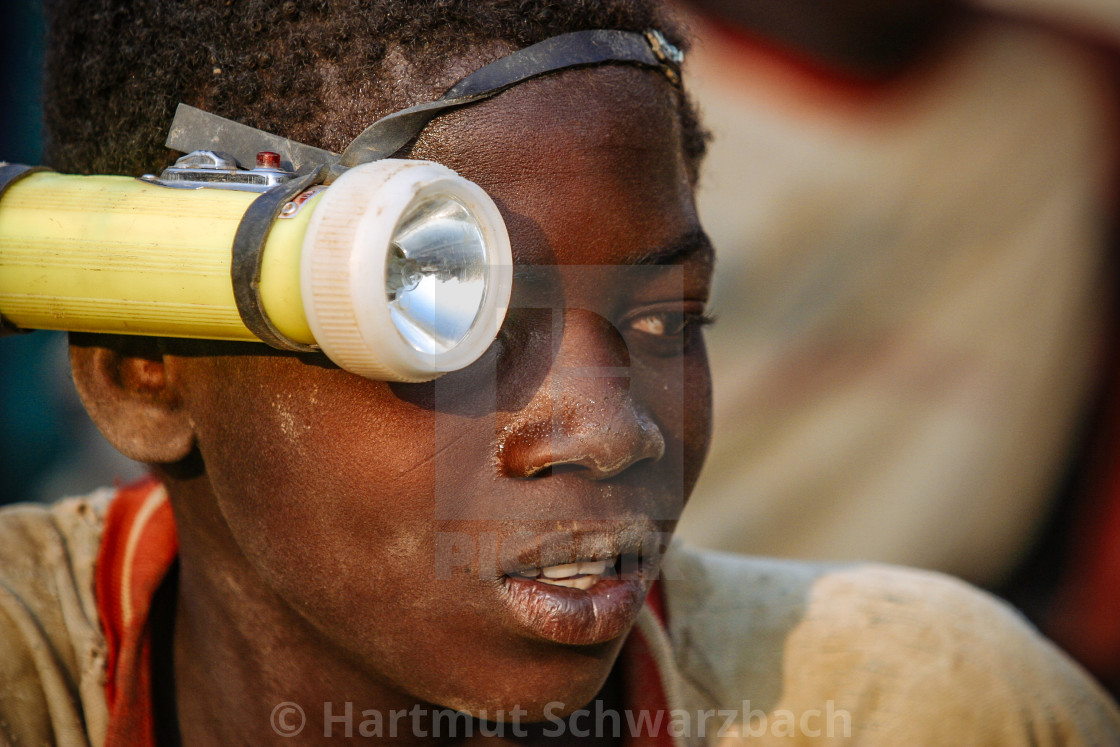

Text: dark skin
xmin=70 ymin=65 xmax=713 ymax=744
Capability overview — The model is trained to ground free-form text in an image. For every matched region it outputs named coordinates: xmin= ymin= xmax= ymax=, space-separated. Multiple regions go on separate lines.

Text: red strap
xmin=618 ymin=581 xmax=676 ymax=747
xmin=96 ymin=476 xmax=179 ymax=747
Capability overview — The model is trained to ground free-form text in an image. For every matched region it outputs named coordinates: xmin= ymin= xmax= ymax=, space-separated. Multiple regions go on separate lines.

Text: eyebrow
xmin=632 ymin=227 xmax=715 ymax=266
xmin=510 ymin=227 xmax=715 ymax=284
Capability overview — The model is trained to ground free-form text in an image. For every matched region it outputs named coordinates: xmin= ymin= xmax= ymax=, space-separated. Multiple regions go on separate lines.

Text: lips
xmin=493 ymin=523 xmax=668 ymax=647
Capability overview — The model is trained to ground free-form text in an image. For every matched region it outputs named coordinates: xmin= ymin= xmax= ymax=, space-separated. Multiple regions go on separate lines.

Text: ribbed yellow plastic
xmin=0 ymin=172 xmax=320 ymax=344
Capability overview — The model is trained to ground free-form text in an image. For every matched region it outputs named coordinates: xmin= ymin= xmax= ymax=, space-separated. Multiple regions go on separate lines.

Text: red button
xmin=256 ymin=151 xmax=281 ymax=169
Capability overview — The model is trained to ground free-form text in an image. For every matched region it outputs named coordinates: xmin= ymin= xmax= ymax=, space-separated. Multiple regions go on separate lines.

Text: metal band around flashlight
xmin=231 ymin=167 xmax=327 ymax=351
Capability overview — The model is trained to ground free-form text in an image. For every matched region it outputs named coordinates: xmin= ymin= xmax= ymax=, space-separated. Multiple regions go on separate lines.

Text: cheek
xmin=178 ymin=355 xmax=552 ymax=704
xmin=181 ymin=356 xmax=451 ymax=618
xmin=655 ymin=343 xmax=712 ymax=496
xmin=683 ymin=346 xmax=714 ymax=491
xmin=191 ymin=361 xmax=435 ymax=518
xmin=630 ymin=342 xmax=712 ymax=501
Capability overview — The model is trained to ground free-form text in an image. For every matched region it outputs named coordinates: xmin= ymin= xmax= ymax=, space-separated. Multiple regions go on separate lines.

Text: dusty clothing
xmin=1 ymin=485 xmax=1118 ymax=746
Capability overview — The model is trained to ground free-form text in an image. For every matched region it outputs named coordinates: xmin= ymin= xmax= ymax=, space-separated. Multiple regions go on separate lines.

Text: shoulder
xmin=660 ymin=544 xmax=1120 ymax=745
xmin=0 ymin=492 xmax=112 ymax=746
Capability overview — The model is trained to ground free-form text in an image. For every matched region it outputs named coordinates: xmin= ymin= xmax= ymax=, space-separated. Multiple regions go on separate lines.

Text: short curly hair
xmin=42 ymin=0 xmax=708 ymax=178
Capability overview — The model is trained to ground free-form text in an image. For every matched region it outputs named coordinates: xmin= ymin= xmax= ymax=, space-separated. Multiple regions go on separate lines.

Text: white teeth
xmin=537 ymin=557 xmax=609 ymax=582
xmin=578 ymin=560 xmax=609 ymax=576
xmin=517 ymin=558 xmax=615 ymax=590
xmin=540 ymin=559 xmax=611 ymax=579
xmin=542 ymin=562 xmax=580 ymax=579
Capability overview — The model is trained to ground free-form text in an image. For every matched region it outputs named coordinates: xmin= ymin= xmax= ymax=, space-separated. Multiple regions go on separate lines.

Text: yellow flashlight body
xmin=0 ymin=171 xmax=318 ymax=344
xmin=0 ymin=159 xmax=514 ymax=382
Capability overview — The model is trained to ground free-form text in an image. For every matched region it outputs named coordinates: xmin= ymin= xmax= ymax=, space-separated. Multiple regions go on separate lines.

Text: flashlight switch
xmin=256 ymin=151 xmax=282 ymax=170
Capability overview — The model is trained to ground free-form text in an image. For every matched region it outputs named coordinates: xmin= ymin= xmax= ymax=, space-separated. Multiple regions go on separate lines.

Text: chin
xmin=427 ymin=641 xmax=623 ymax=723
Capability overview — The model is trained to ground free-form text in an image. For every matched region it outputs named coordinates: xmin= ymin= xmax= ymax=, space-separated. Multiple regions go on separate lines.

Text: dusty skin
xmin=69 ymin=65 xmax=715 ymax=744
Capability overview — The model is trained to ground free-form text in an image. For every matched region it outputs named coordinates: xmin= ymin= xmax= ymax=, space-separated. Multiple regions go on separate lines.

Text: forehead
xmin=407 ymin=66 xmax=699 ymax=266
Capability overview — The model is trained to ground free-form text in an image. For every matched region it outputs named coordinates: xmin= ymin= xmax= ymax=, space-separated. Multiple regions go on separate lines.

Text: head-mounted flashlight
xmin=0 ymin=156 xmax=512 ymax=382
xmin=0 ymin=29 xmax=684 ymax=382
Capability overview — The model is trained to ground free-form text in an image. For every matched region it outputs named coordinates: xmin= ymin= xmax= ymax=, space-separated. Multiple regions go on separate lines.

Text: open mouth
xmin=492 ymin=526 xmax=666 ymax=645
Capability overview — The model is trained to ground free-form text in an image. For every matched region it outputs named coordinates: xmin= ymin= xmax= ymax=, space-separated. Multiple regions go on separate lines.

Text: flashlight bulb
xmin=300 ymin=160 xmax=512 ymax=382
xmin=385 ymin=196 xmax=489 ymax=355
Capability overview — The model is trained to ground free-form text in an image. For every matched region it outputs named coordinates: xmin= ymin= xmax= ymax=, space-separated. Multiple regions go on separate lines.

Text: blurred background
xmin=2 ymin=0 xmax=1119 ymax=698
xmin=670 ymin=0 xmax=1120 ymax=697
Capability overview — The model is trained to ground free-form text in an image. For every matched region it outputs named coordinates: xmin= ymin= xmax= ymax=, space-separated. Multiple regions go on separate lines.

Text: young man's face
xmin=165 ymin=66 xmax=712 ymax=714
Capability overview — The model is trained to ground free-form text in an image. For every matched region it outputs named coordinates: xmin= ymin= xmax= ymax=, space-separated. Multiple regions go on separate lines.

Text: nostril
xmin=523 ymin=462 xmax=591 ymax=479
xmin=498 ymin=401 xmax=666 ymax=481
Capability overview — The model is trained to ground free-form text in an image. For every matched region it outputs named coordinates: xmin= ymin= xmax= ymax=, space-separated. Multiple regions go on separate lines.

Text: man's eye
xmin=624 ymin=307 xmax=714 ymax=349
xmin=630 ymin=312 xmax=688 ymax=337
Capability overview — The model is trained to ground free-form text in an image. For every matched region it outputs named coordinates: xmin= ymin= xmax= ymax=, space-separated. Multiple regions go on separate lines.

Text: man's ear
xmin=69 ymin=333 xmax=195 ymax=464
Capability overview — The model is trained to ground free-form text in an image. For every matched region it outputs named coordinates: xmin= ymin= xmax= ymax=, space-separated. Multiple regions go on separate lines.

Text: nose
xmin=499 ymin=310 xmax=666 ymax=480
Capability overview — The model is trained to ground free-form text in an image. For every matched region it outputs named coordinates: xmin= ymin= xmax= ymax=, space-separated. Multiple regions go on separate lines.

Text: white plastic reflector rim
xmin=300 ymin=160 xmax=513 ymax=382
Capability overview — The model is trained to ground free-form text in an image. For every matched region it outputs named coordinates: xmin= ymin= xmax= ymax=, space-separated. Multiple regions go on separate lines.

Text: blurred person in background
xmin=673 ymin=0 xmax=1120 ymax=695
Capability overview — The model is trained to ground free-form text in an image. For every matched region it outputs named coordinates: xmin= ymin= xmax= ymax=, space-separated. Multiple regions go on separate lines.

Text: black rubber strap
xmin=231 ymin=168 xmax=327 ymax=351
xmin=0 ymin=163 xmax=51 ymax=335
xmin=338 ymin=30 xmax=675 ymax=167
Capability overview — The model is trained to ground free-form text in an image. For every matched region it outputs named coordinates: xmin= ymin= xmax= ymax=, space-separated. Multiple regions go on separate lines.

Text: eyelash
xmin=492 ymin=307 xmax=714 ymax=359
xmin=624 ymin=308 xmax=715 ymax=344
xmin=628 ymin=310 xmax=714 ymax=335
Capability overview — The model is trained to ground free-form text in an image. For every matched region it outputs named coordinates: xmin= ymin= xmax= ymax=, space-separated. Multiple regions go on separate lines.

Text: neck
xmin=166 ymin=474 xmax=416 ymax=744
